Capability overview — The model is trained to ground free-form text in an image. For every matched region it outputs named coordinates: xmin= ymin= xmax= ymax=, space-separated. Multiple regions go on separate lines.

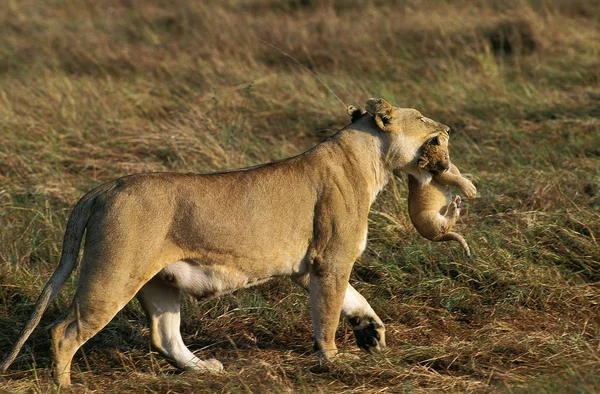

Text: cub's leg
xmin=137 ymin=276 xmax=223 ymax=372
xmin=435 ymin=164 xmax=477 ymax=198
xmin=438 ymin=195 xmax=461 ymax=230
xmin=291 ymin=275 xmax=386 ymax=354
xmin=435 ymin=196 xmax=471 ymax=256
xmin=445 ymin=195 xmax=461 ymax=223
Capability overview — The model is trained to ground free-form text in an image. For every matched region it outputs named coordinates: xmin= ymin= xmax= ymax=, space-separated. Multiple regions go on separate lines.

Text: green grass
xmin=1 ymin=0 xmax=599 ymax=392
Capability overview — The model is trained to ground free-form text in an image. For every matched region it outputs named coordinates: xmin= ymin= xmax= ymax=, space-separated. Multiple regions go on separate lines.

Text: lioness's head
xmin=364 ymin=98 xmax=450 ymax=180
xmin=418 ymin=131 xmax=451 ymax=175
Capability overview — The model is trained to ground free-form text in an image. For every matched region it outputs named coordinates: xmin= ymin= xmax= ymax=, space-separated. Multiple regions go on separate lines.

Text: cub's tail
xmin=0 ymin=186 xmax=104 ymax=373
xmin=433 ymin=232 xmax=471 ymax=258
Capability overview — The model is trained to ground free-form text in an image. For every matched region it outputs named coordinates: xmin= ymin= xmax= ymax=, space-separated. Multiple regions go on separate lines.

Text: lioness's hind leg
xmin=51 ymin=280 xmax=142 ymax=386
xmin=137 ymin=276 xmax=223 ymax=373
xmin=51 ymin=310 xmax=80 ymax=386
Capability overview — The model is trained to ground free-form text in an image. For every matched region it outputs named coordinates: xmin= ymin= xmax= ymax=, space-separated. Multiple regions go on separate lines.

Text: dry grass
xmin=1 ymin=0 xmax=599 ymax=392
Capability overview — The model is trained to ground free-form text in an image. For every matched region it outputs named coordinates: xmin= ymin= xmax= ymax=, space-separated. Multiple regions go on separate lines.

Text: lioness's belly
xmin=158 ymin=255 xmax=309 ymax=298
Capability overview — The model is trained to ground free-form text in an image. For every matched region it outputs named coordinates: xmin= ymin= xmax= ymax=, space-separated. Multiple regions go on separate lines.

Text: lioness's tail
xmin=433 ymin=232 xmax=471 ymax=258
xmin=0 ymin=186 xmax=103 ymax=373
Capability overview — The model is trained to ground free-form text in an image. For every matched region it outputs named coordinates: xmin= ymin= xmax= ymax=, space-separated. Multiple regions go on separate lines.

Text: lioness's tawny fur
xmin=1 ymin=98 xmax=451 ymax=386
xmin=407 ymin=132 xmax=477 ymax=257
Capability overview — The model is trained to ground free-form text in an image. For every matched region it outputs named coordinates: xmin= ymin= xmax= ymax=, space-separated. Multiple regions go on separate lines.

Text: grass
xmin=1 ymin=0 xmax=599 ymax=392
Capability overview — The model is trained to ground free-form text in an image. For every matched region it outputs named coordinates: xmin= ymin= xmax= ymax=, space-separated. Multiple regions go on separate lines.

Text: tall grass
xmin=1 ymin=0 xmax=599 ymax=392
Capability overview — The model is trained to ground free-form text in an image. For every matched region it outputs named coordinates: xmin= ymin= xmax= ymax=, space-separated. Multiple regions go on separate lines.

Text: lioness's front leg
xmin=292 ymin=274 xmax=386 ymax=355
xmin=308 ymin=255 xmax=352 ymax=360
xmin=343 ymin=285 xmax=386 ymax=354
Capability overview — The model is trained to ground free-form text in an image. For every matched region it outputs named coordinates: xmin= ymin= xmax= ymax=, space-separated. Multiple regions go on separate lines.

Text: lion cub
xmin=407 ymin=132 xmax=477 ymax=257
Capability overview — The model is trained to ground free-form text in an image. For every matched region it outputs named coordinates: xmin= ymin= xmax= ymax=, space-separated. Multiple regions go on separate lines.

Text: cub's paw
xmin=453 ymin=195 xmax=462 ymax=207
xmin=448 ymin=196 xmax=461 ymax=217
xmin=460 ymin=179 xmax=477 ymax=198
xmin=348 ymin=316 xmax=386 ymax=354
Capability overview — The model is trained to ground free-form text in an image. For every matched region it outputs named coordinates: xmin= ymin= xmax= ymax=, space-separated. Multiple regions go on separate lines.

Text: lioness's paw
xmin=203 ymin=359 xmax=224 ymax=372
xmin=349 ymin=316 xmax=386 ymax=354
xmin=185 ymin=358 xmax=223 ymax=373
xmin=335 ymin=352 xmax=360 ymax=361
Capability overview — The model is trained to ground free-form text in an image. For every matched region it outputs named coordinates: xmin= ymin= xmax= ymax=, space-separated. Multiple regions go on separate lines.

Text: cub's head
xmin=418 ymin=131 xmax=451 ymax=175
xmin=364 ymin=98 xmax=450 ymax=180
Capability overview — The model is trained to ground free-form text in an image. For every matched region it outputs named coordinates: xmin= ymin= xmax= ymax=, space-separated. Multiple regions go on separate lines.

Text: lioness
xmin=407 ymin=131 xmax=477 ymax=257
xmin=1 ymin=98 xmax=450 ymax=386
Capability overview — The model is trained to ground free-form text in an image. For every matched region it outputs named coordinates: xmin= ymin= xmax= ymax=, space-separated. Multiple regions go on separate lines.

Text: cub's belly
xmin=158 ymin=258 xmax=308 ymax=298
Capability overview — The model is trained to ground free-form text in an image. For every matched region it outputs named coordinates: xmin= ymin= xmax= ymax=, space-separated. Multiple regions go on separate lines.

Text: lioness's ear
xmin=365 ymin=98 xmax=395 ymax=131
xmin=347 ymin=105 xmax=366 ymax=122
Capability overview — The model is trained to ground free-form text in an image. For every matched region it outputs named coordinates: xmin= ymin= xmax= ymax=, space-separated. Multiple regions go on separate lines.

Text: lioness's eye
xmin=419 ymin=117 xmax=426 ymax=123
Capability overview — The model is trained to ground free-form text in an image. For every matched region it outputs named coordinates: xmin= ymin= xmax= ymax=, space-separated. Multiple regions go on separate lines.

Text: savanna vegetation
xmin=1 ymin=0 xmax=599 ymax=392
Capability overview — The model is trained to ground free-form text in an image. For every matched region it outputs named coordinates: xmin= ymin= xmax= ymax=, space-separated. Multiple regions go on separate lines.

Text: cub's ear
xmin=365 ymin=98 xmax=395 ymax=131
xmin=347 ymin=105 xmax=357 ymax=116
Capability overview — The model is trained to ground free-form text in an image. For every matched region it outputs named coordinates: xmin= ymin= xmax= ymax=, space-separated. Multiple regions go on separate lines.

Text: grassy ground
xmin=1 ymin=0 xmax=599 ymax=392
